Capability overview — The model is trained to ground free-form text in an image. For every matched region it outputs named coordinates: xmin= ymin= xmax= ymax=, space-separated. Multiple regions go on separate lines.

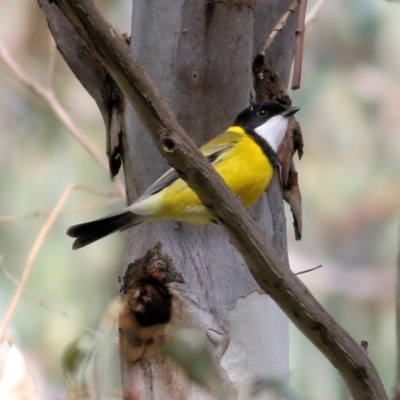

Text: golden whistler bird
xmin=67 ymin=101 xmax=299 ymax=249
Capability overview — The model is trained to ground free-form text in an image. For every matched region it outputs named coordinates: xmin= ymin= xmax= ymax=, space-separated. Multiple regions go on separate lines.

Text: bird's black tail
xmin=67 ymin=210 xmax=142 ymax=250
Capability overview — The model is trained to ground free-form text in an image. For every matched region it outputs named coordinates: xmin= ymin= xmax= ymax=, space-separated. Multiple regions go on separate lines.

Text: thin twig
xmin=0 ymin=42 xmax=125 ymax=199
xmin=295 ymin=264 xmax=322 ymax=276
xmin=257 ymin=0 xmax=300 ymax=56
xmin=0 ymin=184 xmax=79 ymax=343
xmin=305 ymin=0 xmax=326 ymax=25
xmin=0 ymin=197 xmax=120 ymax=223
xmin=291 ymin=0 xmax=308 ymax=90
xmin=0 ymin=262 xmax=98 ymax=337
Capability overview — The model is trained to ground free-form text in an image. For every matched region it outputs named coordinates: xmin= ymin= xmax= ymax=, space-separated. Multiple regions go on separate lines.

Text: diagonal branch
xmin=49 ymin=1 xmax=388 ymax=399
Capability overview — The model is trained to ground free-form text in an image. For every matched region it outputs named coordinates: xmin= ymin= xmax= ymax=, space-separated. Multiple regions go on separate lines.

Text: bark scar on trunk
xmin=119 ymin=244 xmax=184 ymax=362
xmin=121 ymin=243 xmax=184 ymax=326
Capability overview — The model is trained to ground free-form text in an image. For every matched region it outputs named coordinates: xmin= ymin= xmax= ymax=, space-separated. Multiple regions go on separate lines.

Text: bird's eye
xmin=257 ymin=109 xmax=268 ymax=117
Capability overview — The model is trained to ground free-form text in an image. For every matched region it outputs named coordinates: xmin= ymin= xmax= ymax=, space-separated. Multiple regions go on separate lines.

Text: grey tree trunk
xmin=120 ymin=1 xmax=297 ymax=398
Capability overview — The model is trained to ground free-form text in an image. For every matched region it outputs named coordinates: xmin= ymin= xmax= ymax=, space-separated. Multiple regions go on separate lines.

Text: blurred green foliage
xmin=0 ymin=1 xmax=399 ymax=399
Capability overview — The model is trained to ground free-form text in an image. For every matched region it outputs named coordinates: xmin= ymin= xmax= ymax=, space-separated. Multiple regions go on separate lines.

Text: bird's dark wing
xmin=138 ymin=145 xmax=232 ymax=200
xmin=140 ymin=168 xmax=180 ymax=198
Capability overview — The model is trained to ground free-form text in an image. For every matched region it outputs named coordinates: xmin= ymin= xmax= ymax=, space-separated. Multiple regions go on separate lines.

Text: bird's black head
xmin=233 ymin=101 xmax=299 ymax=153
xmin=234 ymin=101 xmax=297 ymax=130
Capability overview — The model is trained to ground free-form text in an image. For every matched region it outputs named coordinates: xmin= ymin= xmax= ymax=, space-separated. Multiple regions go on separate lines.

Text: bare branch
xmin=258 ymin=0 xmax=300 ymax=56
xmin=51 ymin=1 xmax=388 ymax=399
xmin=0 ymin=43 xmax=125 ymax=198
xmin=291 ymin=0 xmax=308 ymax=90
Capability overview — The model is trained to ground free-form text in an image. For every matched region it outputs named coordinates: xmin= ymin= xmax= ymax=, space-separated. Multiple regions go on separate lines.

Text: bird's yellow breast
xmin=150 ymin=127 xmax=274 ymax=224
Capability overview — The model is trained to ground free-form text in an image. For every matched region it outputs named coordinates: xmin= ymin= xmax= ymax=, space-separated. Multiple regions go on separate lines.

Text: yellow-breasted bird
xmin=67 ymin=101 xmax=299 ymax=249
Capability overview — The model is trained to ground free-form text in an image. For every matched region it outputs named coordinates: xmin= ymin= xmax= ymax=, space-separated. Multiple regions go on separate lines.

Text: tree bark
xmin=120 ymin=1 xmax=297 ymax=398
xmin=40 ymin=0 xmax=388 ymax=398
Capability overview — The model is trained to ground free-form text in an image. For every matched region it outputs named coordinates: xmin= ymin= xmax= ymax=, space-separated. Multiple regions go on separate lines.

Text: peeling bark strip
xmin=46 ymin=1 xmax=388 ymax=399
xmin=38 ymin=0 xmax=124 ymax=178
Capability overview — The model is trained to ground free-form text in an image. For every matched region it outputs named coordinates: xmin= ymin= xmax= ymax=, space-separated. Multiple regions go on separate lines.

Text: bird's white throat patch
xmin=254 ymin=115 xmax=289 ymax=152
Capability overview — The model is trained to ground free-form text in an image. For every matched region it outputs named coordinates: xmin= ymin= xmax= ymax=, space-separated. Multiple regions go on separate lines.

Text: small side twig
xmin=295 ymin=264 xmax=322 ymax=276
xmin=257 ymin=0 xmax=300 ymax=56
xmin=291 ymin=0 xmax=308 ymax=90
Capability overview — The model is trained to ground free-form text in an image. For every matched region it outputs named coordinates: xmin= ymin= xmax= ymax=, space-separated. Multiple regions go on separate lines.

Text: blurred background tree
xmin=0 ymin=0 xmax=399 ymax=399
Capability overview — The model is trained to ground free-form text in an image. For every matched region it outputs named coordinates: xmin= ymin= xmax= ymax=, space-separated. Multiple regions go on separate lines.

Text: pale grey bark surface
xmin=38 ymin=1 xmax=389 ymax=397
xmin=122 ymin=1 xmax=297 ymax=398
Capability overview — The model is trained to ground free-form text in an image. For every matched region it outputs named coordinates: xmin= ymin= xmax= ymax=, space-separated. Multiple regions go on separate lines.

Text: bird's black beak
xmin=282 ymin=106 xmax=300 ymax=117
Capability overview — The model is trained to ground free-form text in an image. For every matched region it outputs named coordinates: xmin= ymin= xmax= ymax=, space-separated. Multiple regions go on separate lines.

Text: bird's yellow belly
xmin=154 ymin=136 xmax=274 ymax=225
